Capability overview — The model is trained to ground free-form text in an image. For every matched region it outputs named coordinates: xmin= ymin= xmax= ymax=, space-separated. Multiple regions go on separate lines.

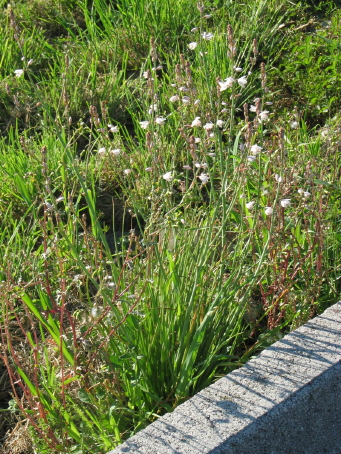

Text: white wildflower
xmin=207 ymin=153 xmax=216 ymax=157
xmin=247 ymin=156 xmax=256 ymax=162
xmin=298 ymin=188 xmax=304 ymax=195
xmin=249 ymin=105 xmax=257 ymax=112
xmin=275 ymin=174 xmax=283 ymax=183
xmin=109 ymin=125 xmax=119 ymax=133
xmin=163 ymin=171 xmax=173 ymax=182
xmin=290 ymin=121 xmax=299 ymax=129
xmin=191 ymin=27 xmax=198 ymax=32
xmin=203 ymin=122 xmax=214 ymax=130
xmin=149 ymin=103 xmax=158 ymax=114
xmin=98 ymin=147 xmax=106 ymax=155
xmin=201 ymin=32 xmax=214 ymax=40
xmin=304 ymin=191 xmax=311 ymax=198
xmin=123 ymin=169 xmax=132 ymax=175
xmin=264 ymin=207 xmax=273 ymax=216
xmin=218 ymin=77 xmax=234 ymax=92
xmin=183 ymin=165 xmax=192 ymax=170
xmin=143 ymin=71 xmax=149 ymax=78
xmin=234 ymin=66 xmax=243 ymax=72
xmin=188 ymin=42 xmax=198 ymax=50
xmin=239 ymin=143 xmax=245 ymax=151
xmin=194 ymin=99 xmax=200 ymax=105
xmin=191 ymin=117 xmax=202 ymax=127
xmin=179 ymin=86 xmax=190 ymax=92
xmin=14 ymin=69 xmax=24 ymax=78
xmin=169 ymin=95 xmax=180 ymax=102
xmin=194 ymin=137 xmax=201 ymax=143
xmin=259 ymin=111 xmax=270 ymax=122
xmin=145 ymin=167 xmax=153 ymax=171
xmin=216 ymin=119 xmax=224 ymax=128
xmin=250 ymin=144 xmax=262 ymax=155
xmin=237 ymin=76 xmax=247 ymax=88
xmin=265 ymin=101 xmax=273 ymax=105
xmin=246 ymin=201 xmax=256 ymax=210
xmin=240 ymin=193 xmax=246 ymax=199
xmin=155 ymin=116 xmax=166 ymax=125
xmin=140 ymin=121 xmax=150 ymax=129
xmin=198 ymin=173 xmax=209 ymax=184
xmin=182 ymin=96 xmax=191 ymax=105
xmin=280 ymin=199 xmax=291 ymax=208
xmin=109 ymin=149 xmax=121 ymax=156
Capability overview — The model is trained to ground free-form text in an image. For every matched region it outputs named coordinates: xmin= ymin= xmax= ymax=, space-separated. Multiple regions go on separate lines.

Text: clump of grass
xmin=0 ymin=1 xmax=341 ymax=452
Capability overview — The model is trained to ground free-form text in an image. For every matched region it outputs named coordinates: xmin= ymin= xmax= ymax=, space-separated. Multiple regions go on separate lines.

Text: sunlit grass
xmin=0 ymin=0 xmax=341 ymax=452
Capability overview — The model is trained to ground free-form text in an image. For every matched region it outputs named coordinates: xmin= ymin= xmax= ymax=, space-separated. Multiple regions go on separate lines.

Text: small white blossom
xmin=216 ymin=119 xmax=224 ymax=128
xmin=201 ymin=32 xmax=214 ymax=40
xmin=198 ymin=173 xmax=209 ymax=184
xmin=264 ymin=207 xmax=273 ymax=216
xmin=155 ymin=116 xmax=166 ymax=125
xmin=14 ymin=69 xmax=24 ymax=78
xmin=188 ymin=42 xmax=198 ymax=50
xmin=249 ymin=105 xmax=257 ymax=112
xmin=247 ymin=156 xmax=256 ymax=162
xmin=163 ymin=171 xmax=173 ymax=182
xmin=191 ymin=27 xmax=198 ymax=32
xmin=182 ymin=96 xmax=191 ymax=105
xmin=250 ymin=144 xmax=262 ymax=155
xmin=240 ymin=193 xmax=246 ymax=199
xmin=207 ymin=153 xmax=216 ymax=157
xmin=179 ymin=86 xmax=190 ymax=92
xmin=203 ymin=122 xmax=214 ymax=130
xmin=28 ymin=59 xmax=34 ymax=66
xmin=109 ymin=149 xmax=121 ymax=156
xmin=239 ymin=143 xmax=245 ymax=151
xmin=110 ymin=125 xmax=119 ymax=132
xmin=234 ymin=66 xmax=243 ymax=72
xmin=169 ymin=95 xmax=180 ymax=102
xmin=304 ymin=191 xmax=311 ymax=198
xmin=143 ymin=71 xmax=149 ymax=78
xmin=183 ymin=165 xmax=192 ymax=170
xmin=218 ymin=77 xmax=234 ymax=92
xmin=221 ymin=108 xmax=228 ymax=113
xmin=194 ymin=137 xmax=201 ymax=143
xmin=259 ymin=111 xmax=270 ymax=122
xmin=203 ymin=14 xmax=212 ymax=19
xmin=194 ymin=99 xmax=200 ymax=105
xmin=265 ymin=101 xmax=273 ymax=105
xmin=280 ymin=199 xmax=291 ymax=208
xmin=149 ymin=103 xmax=158 ymax=114
xmin=145 ymin=167 xmax=153 ymax=171
xmin=140 ymin=121 xmax=149 ymax=129
xmin=290 ymin=121 xmax=299 ymax=129
xmin=98 ymin=147 xmax=106 ymax=155
xmin=191 ymin=117 xmax=202 ymax=127
xmin=246 ymin=201 xmax=256 ymax=210
xmin=237 ymin=76 xmax=247 ymax=88
xmin=298 ymin=188 xmax=304 ymax=195
xmin=124 ymin=169 xmax=132 ymax=175
xmin=275 ymin=174 xmax=283 ymax=183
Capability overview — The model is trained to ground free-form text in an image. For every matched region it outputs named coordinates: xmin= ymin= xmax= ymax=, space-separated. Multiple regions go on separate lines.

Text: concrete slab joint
xmin=109 ymin=302 xmax=341 ymax=454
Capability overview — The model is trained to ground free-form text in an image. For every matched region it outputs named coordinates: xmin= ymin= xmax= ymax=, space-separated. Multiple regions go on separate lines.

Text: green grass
xmin=0 ymin=0 xmax=341 ymax=452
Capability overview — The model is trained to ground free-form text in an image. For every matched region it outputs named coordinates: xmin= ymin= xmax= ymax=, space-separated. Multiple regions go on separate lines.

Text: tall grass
xmin=0 ymin=0 xmax=340 ymax=452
